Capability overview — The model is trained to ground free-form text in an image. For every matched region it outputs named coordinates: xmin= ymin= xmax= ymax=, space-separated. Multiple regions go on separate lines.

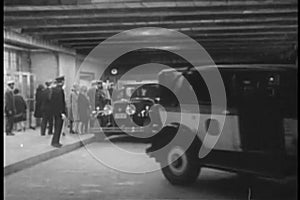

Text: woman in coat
xmin=13 ymin=88 xmax=27 ymax=131
xmin=69 ymin=83 xmax=80 ymax=134
xmin=34 ymin=84 xmax=45 ymax=119
xmin=78 ymin=85 xmax=91 ymax=134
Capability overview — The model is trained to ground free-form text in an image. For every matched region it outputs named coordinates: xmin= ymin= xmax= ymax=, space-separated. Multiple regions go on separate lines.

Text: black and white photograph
xmin=3 ymin=0 xmax=298 ymax=200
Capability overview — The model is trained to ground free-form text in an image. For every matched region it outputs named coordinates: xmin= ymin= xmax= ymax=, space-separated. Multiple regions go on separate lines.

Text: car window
xmin=234 ymin=69 xmax=297 ymax=117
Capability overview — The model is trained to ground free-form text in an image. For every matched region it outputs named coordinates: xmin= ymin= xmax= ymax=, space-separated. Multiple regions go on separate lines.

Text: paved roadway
xmin=4 ymin=141 xmax=297 ymax=200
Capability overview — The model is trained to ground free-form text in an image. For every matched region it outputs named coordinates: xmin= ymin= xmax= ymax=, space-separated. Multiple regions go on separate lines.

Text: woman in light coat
xmin=69 ymin=84 xmax=80 ymax=134
xmin=78 ymin=85 xmax=91 ymax=134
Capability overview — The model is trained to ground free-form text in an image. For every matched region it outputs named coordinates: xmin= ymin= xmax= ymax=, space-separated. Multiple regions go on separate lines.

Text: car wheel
xmin=161 ymin=143 xmax=201 ymax=185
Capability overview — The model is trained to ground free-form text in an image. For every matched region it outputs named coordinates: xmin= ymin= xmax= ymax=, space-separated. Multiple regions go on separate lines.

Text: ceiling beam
xmin=58 ymin=34 xmax=297 ymax=44
xmin=39 ymin=25 xmax=298 ymax=41
xmin=62 ymin=37 xmax=297 ymax=47
xmin=53 ymin=30 xmax=297 ymax=42
xmin=4 ymin=9 xmax=297 ymax=27
xmin=4 ymin=0 xmax=298 ymax=11
xmin=21 ymin=17 xmax=297 ymax=34
xmin=4 ymin=3 xmax=297 ymax=18
xmin=31 ymin=32 xmax=300 ymax=45
xmin=36 ymin=25 xmax=299 ymax=36
xmin=4 ymin=28 xmax=76 ymax=55
xmin=71 ymin=43 xmax=295 ymax=51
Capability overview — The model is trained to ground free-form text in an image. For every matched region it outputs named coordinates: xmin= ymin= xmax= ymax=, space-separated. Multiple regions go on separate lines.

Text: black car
xmin=100 ymin=82 xmax=160 ymax=137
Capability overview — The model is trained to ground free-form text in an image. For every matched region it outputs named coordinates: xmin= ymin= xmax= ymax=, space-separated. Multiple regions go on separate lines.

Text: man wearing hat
xmin=5 ymin=80 xmax=16 ymax=136
xmin=50 ymin=76 xmax=67 ymax=147
xmin=40 ymin=80 xmax=54 ymax=136
xmin=95 ymin=80 xmax=110 ymax=127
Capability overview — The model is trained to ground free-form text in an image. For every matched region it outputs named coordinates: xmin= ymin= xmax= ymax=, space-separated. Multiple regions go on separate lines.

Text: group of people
xmin=5 ymin=75 xmax=112 ymax=148
xmin=35 ymin=77 xmax=111 ymax=147
xmin=68 ymin=80 xmax=111 ymax=135
xmin=5 ymin=80 xmax=28 ymax=136
xmin=32 ymin=76 xmax=67 ymax=147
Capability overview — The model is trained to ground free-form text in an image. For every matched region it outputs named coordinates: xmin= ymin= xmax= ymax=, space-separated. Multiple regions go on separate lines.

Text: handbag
xmin=13 ymin=112 xmax=26 ymax=122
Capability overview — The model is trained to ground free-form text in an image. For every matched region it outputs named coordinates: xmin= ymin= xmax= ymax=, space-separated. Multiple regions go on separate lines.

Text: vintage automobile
xmin=96 ymin=81 xmax=160 ymax=137
xmin=145 ymin=64 xmax=297 ymax=185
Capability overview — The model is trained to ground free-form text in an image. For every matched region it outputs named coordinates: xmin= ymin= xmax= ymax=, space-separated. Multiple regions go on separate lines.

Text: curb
xmin=4 ymin=135 xmax=96 ymax=176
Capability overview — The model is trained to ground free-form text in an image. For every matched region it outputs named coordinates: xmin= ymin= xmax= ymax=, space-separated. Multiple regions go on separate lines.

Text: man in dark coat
xmin=5 ymin=80 xmax=16 ymax=136
xmin=40 ymin=80 xmax=54 ymax=136
xmin=34 ymin=84 xmax=45 ymax=119
xmin=50 ymin=76 xmax=67 ymax=148
xmin=13 ymin=88 xmax=27 ymax=131
xmin=95 ymin=80 xmax=110 ymax=127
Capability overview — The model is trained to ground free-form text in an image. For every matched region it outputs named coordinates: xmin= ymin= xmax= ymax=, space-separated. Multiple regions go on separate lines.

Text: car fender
xmin=147 ymin=122 xmax=201 ymax=154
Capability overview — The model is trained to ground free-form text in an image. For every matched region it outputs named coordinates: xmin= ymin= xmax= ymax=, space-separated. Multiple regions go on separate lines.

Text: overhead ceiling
xmin=4 ymin=0 xmax=298 ymax=64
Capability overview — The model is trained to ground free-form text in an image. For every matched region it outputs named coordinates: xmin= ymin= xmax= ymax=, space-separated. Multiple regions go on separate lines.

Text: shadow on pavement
xmin=183 ymin=172 xmax=297 ymax=200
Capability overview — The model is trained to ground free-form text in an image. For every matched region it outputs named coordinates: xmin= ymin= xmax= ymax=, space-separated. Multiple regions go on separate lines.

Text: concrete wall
xmin=19 ymin=51 xmax=31 ymax=72
xmin=30 ymin=51 xmax=58 ymax=87
xmin=30 ymin=51 xmax=78 ymax=103
xmin=58 ymin=53 xmax=76 ymax=102
xmin=27 ymin=51 xmax=111 ymax=103
xmin=76 ymin=56 xmax=105 ymax=86
xmin=4 ymin=48 xmax=30 ymax=73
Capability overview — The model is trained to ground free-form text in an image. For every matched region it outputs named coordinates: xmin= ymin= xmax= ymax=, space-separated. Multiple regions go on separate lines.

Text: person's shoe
xmin=51 ymin=143 xmax=62 ymax=148
xmin=62 ymin=132 xmax=66 ymax=136
xmin=6 ymin=132 xmax=15 ymax=136
xmin=48 ymin=132 xmax=53 ymax=135
xmin=70 ymin=130 xmax=75 ymax=134
xmin=41 ymin=134 xmax=45 ymax=136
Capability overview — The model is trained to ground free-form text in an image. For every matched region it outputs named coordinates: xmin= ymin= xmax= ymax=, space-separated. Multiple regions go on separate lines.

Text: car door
xmin=236 ymin=69 xmax=285 ymax=176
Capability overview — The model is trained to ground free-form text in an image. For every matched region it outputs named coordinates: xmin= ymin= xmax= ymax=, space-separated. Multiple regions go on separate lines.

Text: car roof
xmin=160 ymin=64 xmax=297 ymax=74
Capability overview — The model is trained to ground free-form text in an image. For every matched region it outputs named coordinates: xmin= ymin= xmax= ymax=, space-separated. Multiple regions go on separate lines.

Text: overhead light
xmin=111 ymin=68 xmax=118 ymax=75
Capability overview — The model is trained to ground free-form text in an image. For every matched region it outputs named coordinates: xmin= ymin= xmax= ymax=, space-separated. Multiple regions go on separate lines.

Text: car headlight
xmin=126 ymin=104 xmax=136 ymax=115
xmin=103 ymin=105 xmax=113 ymax=115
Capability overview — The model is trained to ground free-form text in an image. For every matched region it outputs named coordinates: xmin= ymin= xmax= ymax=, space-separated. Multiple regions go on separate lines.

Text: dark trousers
xmin=41 ymin=112 xmax=53 ymax=135
xmin=97 ymin=115 xmax=108 ymax=127
xmin=6 ymin=115 xmax=14 ymax=134
xmin=51 ymin=114 xmax=63 ymax=145
xmin=69 ymin=120 xmax=74 ymax=132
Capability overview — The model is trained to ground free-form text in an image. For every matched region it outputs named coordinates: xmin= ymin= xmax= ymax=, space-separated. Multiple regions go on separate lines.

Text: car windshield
xmin=131 ymin=84 xmax=159 ymax=99
xmin=119 ymin=84 xmax=156 ymax=99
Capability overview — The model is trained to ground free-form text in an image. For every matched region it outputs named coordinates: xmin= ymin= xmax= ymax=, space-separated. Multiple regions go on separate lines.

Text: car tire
xmin=157 ymin=135 xmax=202 ymax=185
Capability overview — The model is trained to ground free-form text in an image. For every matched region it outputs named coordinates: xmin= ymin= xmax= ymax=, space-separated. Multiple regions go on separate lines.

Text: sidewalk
xmin=4 ymin=127 xmax=96 ymax=176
